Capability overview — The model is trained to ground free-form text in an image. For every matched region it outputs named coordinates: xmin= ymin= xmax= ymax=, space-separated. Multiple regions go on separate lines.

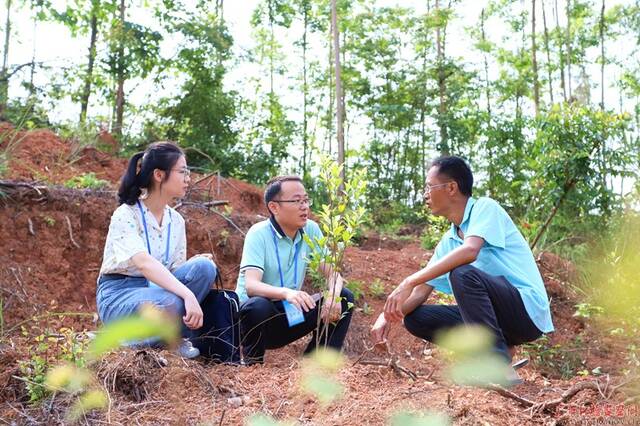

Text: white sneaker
xmin=177 ymin=339 xmax=200 ymax=359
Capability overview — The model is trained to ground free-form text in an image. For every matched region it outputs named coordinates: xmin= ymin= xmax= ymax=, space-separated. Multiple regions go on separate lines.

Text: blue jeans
xmin=96 ymin=257 xmax=216 ymax=340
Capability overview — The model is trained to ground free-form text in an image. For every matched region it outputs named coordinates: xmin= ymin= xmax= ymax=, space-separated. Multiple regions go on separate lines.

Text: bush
xmin=64 ymin=173 xmax=109 ymax=190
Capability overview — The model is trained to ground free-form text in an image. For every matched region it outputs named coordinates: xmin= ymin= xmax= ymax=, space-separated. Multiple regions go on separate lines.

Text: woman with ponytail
xmin=96 ymin=142 xmax=238 ymax=360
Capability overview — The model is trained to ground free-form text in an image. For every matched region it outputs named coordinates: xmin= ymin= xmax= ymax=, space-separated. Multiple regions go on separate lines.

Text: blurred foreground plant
xmin=42 ymin=305 xmax=178 ymax=422
xmin=435 ymin=324 xmax=512 ymax=387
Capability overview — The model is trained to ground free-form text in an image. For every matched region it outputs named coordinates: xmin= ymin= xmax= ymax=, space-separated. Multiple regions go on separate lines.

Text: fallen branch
xmin=177 ymin=200 xmax=229 ymax=209
xmin=209 ymin=209 xmax=246 ymax=236
xmin=27 ymin=218 xmax=35 ymax=236
xmin=191 ymin=172 xmax=217 ymax=187
xmin=488 ymin=378 xmax=633 ymax=416
xmin=65 ymin=216 xmax=81 ymax=249
xmin=0 ymin=180 xmax=44 ymax=195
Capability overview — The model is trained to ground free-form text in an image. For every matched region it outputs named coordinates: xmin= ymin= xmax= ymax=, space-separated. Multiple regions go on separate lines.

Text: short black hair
xmin=430 ymin=155 xmax=473 ymax=197
xmin=264 ymin=175 xmax=303 ymax=214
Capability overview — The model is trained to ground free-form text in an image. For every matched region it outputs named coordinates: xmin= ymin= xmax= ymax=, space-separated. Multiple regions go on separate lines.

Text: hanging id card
xmin=282 ymin=300 xmax=305 ymax=327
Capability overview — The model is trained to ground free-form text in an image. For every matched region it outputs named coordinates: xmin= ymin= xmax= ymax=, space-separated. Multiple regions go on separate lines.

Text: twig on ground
xmin=9 ymin=267 xmax=28 ymax=301
xmin=357 ymin=357 xmax=418 ymax=380
xmin=27 ymin=218 xmax=35 ymax=236
xmin=218 ymin=410 xmax=226 ymax=426
xmin=351 ymin=344 xmax=376 ymax=367
xmin=65 ymin=216 xmax=81 ymax=249
xmin=489 ymin=378 xmax=635 ymax=416
xmin=487 ymin=384 xmax=536 ymax=407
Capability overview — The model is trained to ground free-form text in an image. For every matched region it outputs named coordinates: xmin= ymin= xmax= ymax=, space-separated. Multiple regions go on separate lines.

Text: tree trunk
xmin=29 ymin=16 xmax=36 ymax=96
xmin=481 ymin=8 xmax=495 ymax=195
xmin=566 ymin=0 xmax=572 ymax=99
xmin=0 ymin=0 xmax=12 ymax=118
xmin=113 ymin=0 xmax=126 ymax=139
xmin=542 ymin=0 xmax=554 ymax=104
xmin=554 ymin=0 xmax=567 ymax=102
xmin=80 ymin=4 xmax=98 ymax=124
xmin=331 ymin=0 xmax=344 ymax=182
xmin=532 ymin=0 xmax=540 ymax=115
xmin=436 ymin=0 xmax=448 ymax=154
xmin=327 ymin=26 xmax=333 ymax=155
xmin=599 ymin=0 xmax=605 ymax=110
xmin=268 ymin=0 xmax=274 ymax=96
xmin=301 ymin=0 xmax=309 ymax=178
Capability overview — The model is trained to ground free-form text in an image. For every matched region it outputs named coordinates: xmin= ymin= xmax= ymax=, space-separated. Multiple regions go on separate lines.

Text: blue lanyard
xmin=137 ymin=200 xmax=172 ymax=266
xmin=270 ymin=226 xmax=302 ymax=288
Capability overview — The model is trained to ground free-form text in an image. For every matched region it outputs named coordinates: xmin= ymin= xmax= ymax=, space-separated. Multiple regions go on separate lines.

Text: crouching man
xmin=372 ymin=156 xmax=553 ymax=385
xmin=237 ymin=175 xmax=354 ymax=364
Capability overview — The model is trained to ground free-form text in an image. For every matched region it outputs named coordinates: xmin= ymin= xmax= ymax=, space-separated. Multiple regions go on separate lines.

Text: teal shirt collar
xmin=269 ymin=216 xmax=305 ymax=242
xmin=449 ymin=197 xmax=475 ymax=240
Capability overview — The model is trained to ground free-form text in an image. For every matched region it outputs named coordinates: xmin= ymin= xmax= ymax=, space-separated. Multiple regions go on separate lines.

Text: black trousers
xmin=239 ymin=288 xmax=354 ymax=363
xmin=403 ymin=264 xmax=542 ymax=361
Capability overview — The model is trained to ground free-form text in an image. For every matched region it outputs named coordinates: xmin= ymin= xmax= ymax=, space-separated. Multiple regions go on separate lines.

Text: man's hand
xmin=183 ymin=292 xmax=204 ymax=330
xmin=320 ymin=294 xmax=342 ymax=323
xmin=383 ymin=280 xmax=413 ymax=322
xmin=284 ymin=288 xmax=316 ymax=312
xmin=370 ymin=312 xmax=391 ymax=345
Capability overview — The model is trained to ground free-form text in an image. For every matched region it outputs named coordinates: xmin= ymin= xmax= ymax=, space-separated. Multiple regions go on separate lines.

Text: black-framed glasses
xmin=423 ymin=182 xmax=452 ymax=196
xmin=273 ymin=198 xmax=313 ymax=207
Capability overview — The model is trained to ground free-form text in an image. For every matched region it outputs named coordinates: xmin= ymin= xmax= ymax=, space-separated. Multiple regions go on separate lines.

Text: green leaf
xmin=88 ymin=308 xmax=178 ymax=359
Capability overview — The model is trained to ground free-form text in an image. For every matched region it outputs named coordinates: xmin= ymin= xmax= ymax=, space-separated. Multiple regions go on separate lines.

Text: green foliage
xmin=64 ymin=173 xmax=109 ymax=190
xmin=303 ymin=155 xmax=367 ymax=277
xmin=420 ymin=214 xmax=450 ymax=250
xmin=247 ymin=414 xmax=293 ymax=426
xmin=150 ymin=2 xmax=240 ymax=175
xmin=522 ymin=335 xmax=585 ymax=379
xmin=3 ymin=98 xmax=51 ymax=130
xmin=303 ymin=156 xmax=367 ymax=348
xmin=368 ymin=279 xmax=386 ymax=299
xmin=88 ymin=305 xmax=179 ymax=359
xmin=344 ymin=280 xmax=364 ymax=301
xmin=578 ymin=210 xmax=640 ymax=328
xmin=23 ymin=304 xmax=180 ymax=419
xmin=388 ymin=411 xmax=451 ymax=426
xmin=18 ymin=328 xmax=91 ymax=403
xmin=573 ymin=303 xmax=604 ymax=319
xmin=0 ymin=109 xmax=30 ymax=177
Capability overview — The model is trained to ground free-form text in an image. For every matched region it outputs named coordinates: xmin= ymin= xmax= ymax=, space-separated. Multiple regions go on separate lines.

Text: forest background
xmin=2 ymin=0 xmax=640 ymax=266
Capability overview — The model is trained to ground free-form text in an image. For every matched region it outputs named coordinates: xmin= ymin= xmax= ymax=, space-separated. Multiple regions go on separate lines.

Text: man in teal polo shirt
xmin=236 ymin=175 xmax=354 ymax=364
xmin=371 ymin=156 xmax=553 ymax=384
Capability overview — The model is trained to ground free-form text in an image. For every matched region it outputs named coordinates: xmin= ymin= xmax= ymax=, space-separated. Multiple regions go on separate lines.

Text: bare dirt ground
xmin=0 ymin=125 xmax=638 ymax=425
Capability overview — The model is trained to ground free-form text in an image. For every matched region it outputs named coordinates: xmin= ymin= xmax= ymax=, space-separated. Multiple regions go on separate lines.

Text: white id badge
xmin=282 ymin=300 xmax=305 ymax=327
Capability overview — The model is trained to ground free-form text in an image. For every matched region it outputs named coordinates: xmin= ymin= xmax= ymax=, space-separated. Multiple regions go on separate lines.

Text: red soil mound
xmin=0 ymin=127 xmax=635 ymax=425
xmin=0 ymin=123 xmax=127 ymax=184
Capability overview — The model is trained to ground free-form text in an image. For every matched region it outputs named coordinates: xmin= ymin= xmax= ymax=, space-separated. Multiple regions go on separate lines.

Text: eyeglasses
xmin=273 ymin=198 xmax=313 ymax=207
xmin=423 ymin=182 xmax=452 ymax=196
xmin=171 ymin=168 xmax=191 ymax=181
